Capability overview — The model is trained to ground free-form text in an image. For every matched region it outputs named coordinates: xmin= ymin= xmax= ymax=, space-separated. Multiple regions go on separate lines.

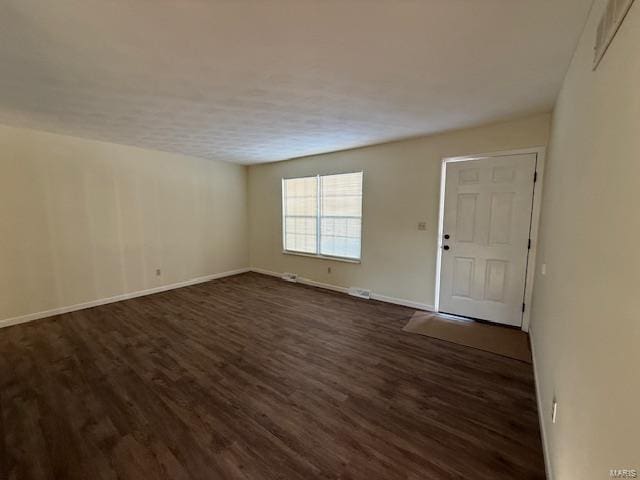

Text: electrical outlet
xmin=156 ymin=268 xmax=161 ymax=276
xmin=551 ymin=397 xmax=558 ymax=424
xmin=417 ymin=222 xmax=427 ymax=231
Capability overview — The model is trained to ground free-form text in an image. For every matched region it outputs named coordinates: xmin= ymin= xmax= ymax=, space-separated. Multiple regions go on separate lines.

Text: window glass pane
xmin=320 ymin=172 xmax=363 ymax=259
xmin=283 ymin=177 xmax=318 ymax=254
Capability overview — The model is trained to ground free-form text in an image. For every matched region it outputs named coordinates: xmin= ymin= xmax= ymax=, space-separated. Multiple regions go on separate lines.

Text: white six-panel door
xmin=438 ymin=154 xmax=536 ymax=326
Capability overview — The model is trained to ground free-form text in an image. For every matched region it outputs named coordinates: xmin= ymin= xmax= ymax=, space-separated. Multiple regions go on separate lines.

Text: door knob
xmin=443 ymin=245 xmax=450 ymax=250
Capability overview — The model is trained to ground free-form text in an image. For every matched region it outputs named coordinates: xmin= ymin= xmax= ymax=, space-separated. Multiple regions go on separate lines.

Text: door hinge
xmin=528 ymin=238 xmax=532 ymax=250
xmin=533 ymin=171 xmax=538 ymax=183
xmin=522 ymin=303 xmax=526 ymax=313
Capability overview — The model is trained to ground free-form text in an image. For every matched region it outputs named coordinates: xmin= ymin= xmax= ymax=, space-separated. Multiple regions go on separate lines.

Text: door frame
xmin=434 ymin=146 xmax=546 ymax=332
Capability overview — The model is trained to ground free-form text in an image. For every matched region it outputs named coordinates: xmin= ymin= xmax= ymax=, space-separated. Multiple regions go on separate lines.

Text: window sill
xmin=282 ymin=250 xmax=361 ymax=264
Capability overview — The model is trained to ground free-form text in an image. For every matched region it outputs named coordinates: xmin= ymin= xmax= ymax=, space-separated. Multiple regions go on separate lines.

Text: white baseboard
xmin=370 ymin=292 xmax=434 ymax=311
xmin=250 ymin=267 xmax=434 ymax=311
xmin=297 ymin=276 xmax=349 ymax=294
xmin=529 ymin=326 xmax=553 ymax=480
xmin=0 ymin=267 xmax=251 ymax=329
xmin=249 ymin=267 xmax=282 ymax=279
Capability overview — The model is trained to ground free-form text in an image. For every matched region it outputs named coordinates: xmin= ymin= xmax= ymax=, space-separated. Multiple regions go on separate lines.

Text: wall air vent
xmin=593 ymin=0 xmax=636 ymax=69
xmin=348 ymin=287 xmax=371 ymax=300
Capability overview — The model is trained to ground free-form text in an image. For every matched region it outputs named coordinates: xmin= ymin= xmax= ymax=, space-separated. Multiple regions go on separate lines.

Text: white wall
xmin=248 ymin=113 xmax=550 ymax=307
xmin=0 ymin=125 xmax=249 ymax=325
xmin=531 ymin=1 xmax=640 ymax=478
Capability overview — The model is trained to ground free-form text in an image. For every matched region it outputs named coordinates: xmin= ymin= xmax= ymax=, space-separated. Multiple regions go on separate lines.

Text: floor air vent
xmin=281 ymin=272 xmax=298 ymax=283
xmin=348 ymin=287 xmax=371 ymax=300
xmin=594 ymin=0 xmax=636 ymax=69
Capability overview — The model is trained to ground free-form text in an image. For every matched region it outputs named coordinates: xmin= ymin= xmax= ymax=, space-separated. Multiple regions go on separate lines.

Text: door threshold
xmin=436 ymin=311 xmax=523 ymax=330
xmin=435 ymin=311 xmax=476 ymax=323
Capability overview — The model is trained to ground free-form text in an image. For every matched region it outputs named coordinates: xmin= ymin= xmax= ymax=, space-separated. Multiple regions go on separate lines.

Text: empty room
xmin=1 ymin=1 xmax=638 ymax=479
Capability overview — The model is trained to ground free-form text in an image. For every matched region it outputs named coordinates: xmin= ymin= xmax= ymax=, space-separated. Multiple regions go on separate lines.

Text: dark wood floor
xmin=0 ymin=272 xmax=545 ymax=480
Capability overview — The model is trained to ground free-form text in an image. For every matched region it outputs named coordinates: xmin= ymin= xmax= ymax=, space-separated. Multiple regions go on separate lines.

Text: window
xmin=282 ymin=172 xmax=363 ymax=260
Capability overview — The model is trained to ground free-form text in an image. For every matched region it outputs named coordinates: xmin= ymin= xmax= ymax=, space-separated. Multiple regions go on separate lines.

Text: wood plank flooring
xmin=0 ymin=272 xmax=545 ymax=480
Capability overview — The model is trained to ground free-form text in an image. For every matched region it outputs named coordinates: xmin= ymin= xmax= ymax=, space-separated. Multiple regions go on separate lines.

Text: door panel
xmin=439 ymin=154 xmax=536 ymax=326
xmin=456 ymin=194 xmax=478 ymax=242
xmin=488 ymin=192 xmax=514 ymax=245
xmin=484 ymin=259 xmax=508 ymax=302
xmin=452 ymin=257 xmax=474 ymax=298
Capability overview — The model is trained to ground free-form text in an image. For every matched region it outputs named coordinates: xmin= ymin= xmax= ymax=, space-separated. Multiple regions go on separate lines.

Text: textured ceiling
xmin=0 ymin=0 xmax=593 ymax=164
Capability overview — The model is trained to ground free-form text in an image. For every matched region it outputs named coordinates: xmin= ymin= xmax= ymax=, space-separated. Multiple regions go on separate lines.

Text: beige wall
xmin=531 ymin=1 xmax=640 ymax=479
xmin=0 ymin=125 xmax=249 ymax=324
xmin=248 ymin=113 xmax=550 ymax=306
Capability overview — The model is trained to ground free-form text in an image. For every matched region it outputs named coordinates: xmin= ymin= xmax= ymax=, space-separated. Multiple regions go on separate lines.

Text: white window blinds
xmin=282 ymin=176 xmax=318 ymax=254
xmin=282 ymin=172 xmax=363 ymax=260
xmin=319 ymin=172 xmax=363 ymax=259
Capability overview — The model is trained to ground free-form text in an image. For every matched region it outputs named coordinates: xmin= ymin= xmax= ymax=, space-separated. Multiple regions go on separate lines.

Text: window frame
xmin=281 ymin=171 xmax=364 ymax=263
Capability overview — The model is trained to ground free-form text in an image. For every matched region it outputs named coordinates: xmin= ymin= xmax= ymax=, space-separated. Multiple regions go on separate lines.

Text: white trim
xmin=298 ymin=276 xmax=349 ymax=294
xmin=282 ymin=250 xmax=361 ymax=264
xmin=369 ymin=293 xmax=434 ymax=311
xmin=440 ymin=146 xmax=546 ymax=163
xmin=0 ymin=268 xmax=251 ymax=329
xmin=250 ymin=268 xmax=434 ymax=311
xmin=433 ymin=157 xmax=448 ymax=312
xmin=529 ymin=326 xmax=553 ymax=480
xmin=252 ymin=267 xmax=349 ymax=294
xmin=522 ymin=148 xmax=546 ymax=332
xmin=250 ymin=267 xmax=282 ymax=278
xmin=281 ymin=171 xmax=364 ymax=262
xmin=434 ymin=146 xmax=546 ymax=332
